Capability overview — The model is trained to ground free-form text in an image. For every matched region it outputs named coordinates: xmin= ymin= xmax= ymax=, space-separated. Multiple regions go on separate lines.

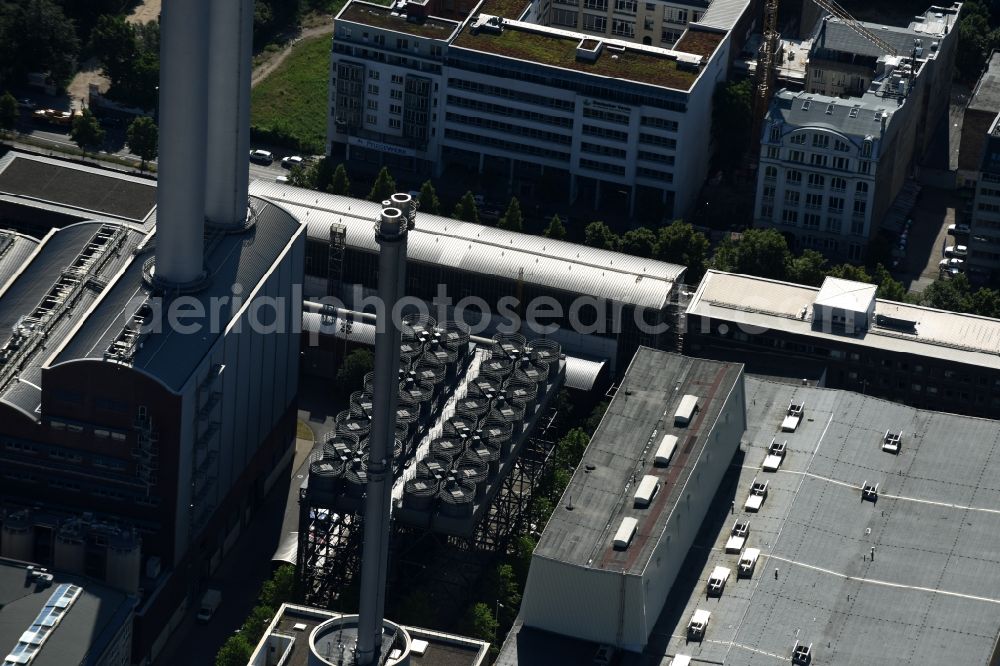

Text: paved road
xmin=150 ymin=437 xmax=314 ymax=666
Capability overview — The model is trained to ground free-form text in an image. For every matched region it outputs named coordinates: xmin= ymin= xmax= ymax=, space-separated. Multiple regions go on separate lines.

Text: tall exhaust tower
xmin=356 ymin=199 xmax=412 ymax=665
xmin=154 ymin=0 xmax=210 ymax=288
xmin=206 ymin=0 xmax=254 ymax=228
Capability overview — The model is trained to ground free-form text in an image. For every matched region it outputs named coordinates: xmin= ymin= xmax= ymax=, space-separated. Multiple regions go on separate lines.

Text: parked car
xmin=281 ymin=155 xmax=304 ymax=168
xmin=941 ymin=266 xmax=962 ymax=278
xmin=275 ymin=175 xmax=290 ymax=183
xmin=944 ymin=244 xmax=968 ymax=258
xmin=939 ymin=257 xmax=965 ymax=269
xmin=948 ymin=223 xmax=970 ymax=235
xmin=249 ymin=149 xmax=274 ymax=165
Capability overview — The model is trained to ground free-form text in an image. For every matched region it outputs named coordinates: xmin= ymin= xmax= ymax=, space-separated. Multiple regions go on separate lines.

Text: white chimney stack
xmin=154 ymin=0 xmax=210 ymax=287
xmin=205 ymin=0 xmax=254 ymax=229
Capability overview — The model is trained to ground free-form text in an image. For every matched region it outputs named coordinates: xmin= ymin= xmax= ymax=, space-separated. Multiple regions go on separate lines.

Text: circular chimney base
xmin=142 ymin=258 xmax=211 ymax=295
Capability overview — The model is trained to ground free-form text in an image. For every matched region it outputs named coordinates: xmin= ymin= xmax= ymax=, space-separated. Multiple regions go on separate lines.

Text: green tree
xmin=91 ymin=15 xmax=136 ymax=87
xmin=259 ymin=564 xmax=296 ymax=608
xmin=872 ymin=263 xmax=909 ymax=302
xmin=0 ymin=92 xmax=16 ymax=133
xmin=126 ymin=116 xmax=158 ymax=170
xmin=826 ymin=263 xmax=872 ymax=283
xmin=498 ymin=197 xmax=523 ymax=232
xmin=954 ymin=0 xmax=1000 ymax=81
xmin=453 ymin=191 xmax=480 ymax=224
xmin=785 ymin=249 xmax=827 ymax=287
xmin=465 ymin=602 xmax=498 ymax=644
xmin=583 ymin=221 xmax=619 ymax=251
xmin=543 ymin=214 xmax=567 ymax=240
xmin=712 ymin=79 xmax=752 ymax=169
xmin=620 ymin=227 xmax=657 ymax=258
xmin=711 ymin=228 xmax=790 ymax=280
xmin=242 ymin=605 xmax=275 ymax=643
xmin=1 ymin=0 xmax=80 ymax=89
xmin=367 ymin=166 xmax=396 ymax=202
xmin=336 ymin=349 xmax=374 ymax=393
xmin=288 ymin=164 xmax=313 ymax=188
xmin=656 ymin=220 xmax=710 ymax=284
xmin=418 ymin=180 xmax=440 ymax=214
xmin=329 ymin=163 xmax=350 ymax=195
xmin=971 ymin=287 xmax=1000 ymax=317
xmin=215 ymin=633 xmax=253 ymax=666
xmin=916 ymin=274 xmax=973 ymax=312
xmin=70 ymin=109 xmax=106 ymax=157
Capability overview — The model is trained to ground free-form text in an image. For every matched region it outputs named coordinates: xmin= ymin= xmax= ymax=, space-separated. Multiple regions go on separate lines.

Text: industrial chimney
xmin=356 ymin=203 xmax=410 ymax=665
xmin=154 ymin=0 xmax=210 ymax=288
xmin=205 ymin=0 xmax=254 ymax=229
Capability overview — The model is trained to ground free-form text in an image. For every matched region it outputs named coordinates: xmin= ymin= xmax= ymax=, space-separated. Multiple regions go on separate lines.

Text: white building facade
xmin=328 ymin=0 xmax=743 ymax=219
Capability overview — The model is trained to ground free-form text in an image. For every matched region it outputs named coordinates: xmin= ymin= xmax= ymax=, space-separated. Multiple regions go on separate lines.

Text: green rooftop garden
xmin=480 ymin=0 xmax=531 ymax=19
xmin=340 ymin=2 xmax=459 ymax=39
xmin=453 ymin=25 xmax=700 ymax=90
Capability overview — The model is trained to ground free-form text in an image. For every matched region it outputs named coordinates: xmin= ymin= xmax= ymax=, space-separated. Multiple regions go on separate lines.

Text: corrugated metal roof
xmin=0 ymin=232 xmax=39 ymax=291
xmin=51 ymin=199 xmax=303 ymax=391
xmin=250 ymin=181 xmax=686 ymax=309
xmin=688 ymin=270 xmax=1000 ymax=370
xmin=695 ymin=0 xmax=751 ymax=31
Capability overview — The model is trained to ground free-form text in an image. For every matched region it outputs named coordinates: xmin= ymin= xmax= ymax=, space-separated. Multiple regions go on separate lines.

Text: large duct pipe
xmin=155 ymin=0 xmax=209 ymax=286
xmin=205 ymin=0 xmax=254 ymax=228
xmin=356 ymin=205 xmax=409 ymax=665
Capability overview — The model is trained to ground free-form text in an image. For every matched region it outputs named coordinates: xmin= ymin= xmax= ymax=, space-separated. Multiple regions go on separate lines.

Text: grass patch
xmin=296 ymin=419 xmax=315 ymax=441
xmin=251 ymin=34 xmax=331 ymax=154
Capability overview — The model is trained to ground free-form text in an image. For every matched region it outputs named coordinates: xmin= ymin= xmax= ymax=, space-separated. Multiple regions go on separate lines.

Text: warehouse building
xmin=500 ymin=368 xmax=1000 ymax=664
xmin=518 ymin=348 xmax=747 ymax=650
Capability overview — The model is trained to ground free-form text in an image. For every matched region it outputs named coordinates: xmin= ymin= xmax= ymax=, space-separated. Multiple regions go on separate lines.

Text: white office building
xmin=328 ymin=0 xmax=753 ymax=219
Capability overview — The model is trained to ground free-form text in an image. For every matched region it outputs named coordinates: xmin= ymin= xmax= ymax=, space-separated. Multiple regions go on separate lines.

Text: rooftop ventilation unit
xmin=674 ymin=394 xmax=699 ymax=426
xmin=882 ymin=430 xmax=902 ymax=454
xmin=738 ymin=547 xmax=760 ymax=578
xmin=471 ymin=14 xmax=504 ymax=34
xmin=763 ymin=437 xmax=787 ymax=472
xmin=782 ymin=401 xmax=804 ymax=432
xmin=613 ymin=516 xmax=638 ymax=549
xmin=633 ymin=475 xmax=659 ymax=508
xmin=745 ymin=479 xmax=769 ymax=512
xmin=874 ymin=313 xmax=917 ymax=333
xmin=791 ymin=640 xmax=813 ymax=665
xmin=862 ymin=480 xmax=879 ymax=502
xmin=687 ymin=609 xmax=711 ymax=641
xmin=706 ymin=566 xmax=731 ymax=597
xmin=655 ymin=434 xmax=678 ymax=466
xmin=725 ymin=520 xmax=750 ymax=553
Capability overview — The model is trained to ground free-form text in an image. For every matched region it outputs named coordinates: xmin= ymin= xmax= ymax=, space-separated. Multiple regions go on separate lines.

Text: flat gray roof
xmin=687 ymin=270 xmax=1000 ymax=370
xmin=969 ymin=51 xmax=1000 ymax=113
xmin=648 ymin=376 xmax=1000 ymax=665
xmin=500 ymin=377 xmax=1000 ymax=664
xmin=812 ymin=8 xmax=954 ymax=61
xmin=0 ymin=153 xmax=155 ymax=222
xmin=532 ymin=348 xmax=744 ymax=575
xmin=0 ymin=558 xmax=134 ymax=666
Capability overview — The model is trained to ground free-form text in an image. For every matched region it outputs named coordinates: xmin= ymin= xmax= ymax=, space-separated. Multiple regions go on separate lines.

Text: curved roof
xmin=251 ymin=182 xmax=686 ymax=310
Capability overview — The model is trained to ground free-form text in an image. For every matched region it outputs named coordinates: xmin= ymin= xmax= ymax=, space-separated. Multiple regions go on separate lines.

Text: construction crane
xmin=747 ymin=0 xmax=899 ymax=168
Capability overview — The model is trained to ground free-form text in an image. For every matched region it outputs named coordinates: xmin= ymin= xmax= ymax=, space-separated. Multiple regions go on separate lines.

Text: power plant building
xmin=518 ymin=348 xmax=747 ymax=650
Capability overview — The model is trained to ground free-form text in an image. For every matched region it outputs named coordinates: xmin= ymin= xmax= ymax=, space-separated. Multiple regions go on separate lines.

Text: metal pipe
xmin=155 ymin=0 xmax=209 ymax=285
xmin=206 ymin=0 xmax=253 ymax=228
xmin=356 ymin=205 xmax=409 ymax=664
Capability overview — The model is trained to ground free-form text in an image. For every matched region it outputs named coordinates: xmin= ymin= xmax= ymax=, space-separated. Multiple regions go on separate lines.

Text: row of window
xmin=448 ymin=77 xmax=575 ymax=112
xmin=763 ymin=167 xmax=871 ymax=195
xmin=447 ymin=94 xmax=573 ymax=128
xmin=760 ymin=206 xmax=866 ymax=235
xmin=445 ymin=112 xmax=573 ymax=145
xmin=445 ymin=128 xmax=571 ymax=161
xmin=579 ymin=157 xmax=626 ymax=175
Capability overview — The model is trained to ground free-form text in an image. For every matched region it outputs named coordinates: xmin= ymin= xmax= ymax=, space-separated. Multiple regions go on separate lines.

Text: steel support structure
xmin=296 ymin=488 xmax=364 ymax=609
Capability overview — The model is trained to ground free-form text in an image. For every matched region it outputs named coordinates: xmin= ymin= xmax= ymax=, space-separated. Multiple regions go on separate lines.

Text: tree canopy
xmin=655 ymin=221 xmax=710 ymax=283
xmin=453 ymin=191 xmax=480 ymax=224
xmin=126 ymin=116 xmax=158 ymax=170
xmin=498 ymin=197 xmax=523 ymax=232
xmin=620 ymin=227 xmax=657 ymax=258
xmin=583 ymin=221 xmax=619 ymax=251
xmin=70 ymin=110 xmax=106 ymax=157
xmin=329 ymin=163 xmax=350 ymax=195
xmin=336 ymin=349 xmax=374 ymax=391
xmin=0 ymin=0 xmax=80 ymax=89
xmin=418 ymin=180 xmax=440 ymax=214
xmin=0 ymin=92 xmax=16 ymax=132
xmin=543 ymin=214 xmax=566 ymax=240
xmin=367 ymin=167 xmax=396 ymax=202
xmin=711 ymin=228 xmax=790 ymax=280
